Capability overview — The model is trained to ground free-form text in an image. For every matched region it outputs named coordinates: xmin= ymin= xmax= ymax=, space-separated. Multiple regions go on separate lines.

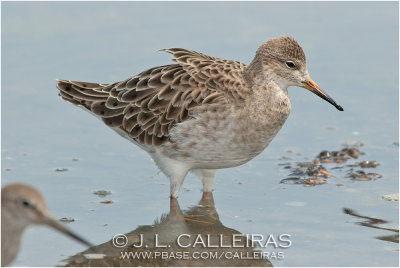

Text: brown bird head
xmin=247 ymin=36 xmax=343 ymax=111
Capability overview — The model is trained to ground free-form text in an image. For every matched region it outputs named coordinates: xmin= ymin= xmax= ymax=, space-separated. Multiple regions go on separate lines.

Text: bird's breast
xmin=162 ymin=95 xmax=290 ymax=168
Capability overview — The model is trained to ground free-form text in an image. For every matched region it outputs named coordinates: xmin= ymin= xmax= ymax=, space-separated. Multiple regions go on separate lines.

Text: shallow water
xmin=2 ymin=2 xmax=399 ymax=267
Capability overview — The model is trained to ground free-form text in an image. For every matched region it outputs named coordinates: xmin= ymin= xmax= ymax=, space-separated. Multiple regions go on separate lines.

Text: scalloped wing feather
xmin=57 ymin=48 xmax=248 ymax=147
xmin=161 ymin=48 xmax=249 ymax=100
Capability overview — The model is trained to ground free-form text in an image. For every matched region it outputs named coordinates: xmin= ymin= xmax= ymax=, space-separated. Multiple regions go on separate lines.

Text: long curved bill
xmin=42 ymin=214 xmax=94 ymax=248
xmin=302 ymin=77 xmax=343 ymax=111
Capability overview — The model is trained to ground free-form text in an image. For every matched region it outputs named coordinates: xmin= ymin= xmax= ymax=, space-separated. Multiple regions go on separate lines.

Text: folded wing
xmin=57 ymin=49 xmax=247 ymax=147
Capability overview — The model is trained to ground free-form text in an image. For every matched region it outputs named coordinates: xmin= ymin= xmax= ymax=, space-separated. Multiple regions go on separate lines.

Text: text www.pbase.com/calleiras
xmin=120 ymin=250 xmax=284 ymax=261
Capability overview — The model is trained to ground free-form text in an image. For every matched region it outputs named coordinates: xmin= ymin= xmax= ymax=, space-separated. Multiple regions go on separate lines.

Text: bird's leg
xmin=150 ymin=154 xmax=190 ymax=198
xmin=192 ymin=169 xmax=216 ymax=193
xmin=168 ymin=165 xmax=189 ymax=198
xmin=170 ymin=176 xmax=186 ymax=198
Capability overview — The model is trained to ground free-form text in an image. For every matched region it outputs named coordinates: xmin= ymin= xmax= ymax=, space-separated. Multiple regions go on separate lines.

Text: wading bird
xmin=57 ymin=36 xmax=343 ymax=198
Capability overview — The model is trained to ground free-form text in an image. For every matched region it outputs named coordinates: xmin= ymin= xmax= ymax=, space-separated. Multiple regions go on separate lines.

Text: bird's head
xmin=1 ymin=183 xmax=93 ymax=247
xmin=246 ymin=36 xmax=343 ymax=111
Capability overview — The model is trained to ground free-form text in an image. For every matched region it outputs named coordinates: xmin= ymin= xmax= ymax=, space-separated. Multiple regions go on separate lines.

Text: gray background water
xmin=2 ymin=2 xmax=399 ymax=267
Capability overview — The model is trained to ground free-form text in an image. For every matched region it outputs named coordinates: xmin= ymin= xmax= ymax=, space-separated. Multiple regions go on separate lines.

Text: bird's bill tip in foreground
xmin=41 ymin=213 xmax=94 ymax=248
xmin=301 ymin=77 xmax=344 ymax=111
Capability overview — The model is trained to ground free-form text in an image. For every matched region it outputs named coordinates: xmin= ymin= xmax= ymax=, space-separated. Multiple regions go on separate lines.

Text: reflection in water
xmin=64 ymin=193 xmax=273 ymax=266
xmin=343 ymin=208 xmax=399 ymax=243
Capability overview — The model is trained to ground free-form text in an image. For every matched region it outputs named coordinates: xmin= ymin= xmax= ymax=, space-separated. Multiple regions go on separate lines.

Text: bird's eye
xmin=285 ymin=61 xmax=296 ymax=68
xmin=21 ymin=199 xmax=32 ymax=208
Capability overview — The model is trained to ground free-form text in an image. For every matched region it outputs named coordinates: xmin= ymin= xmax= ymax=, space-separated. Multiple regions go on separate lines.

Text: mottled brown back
xmin=57 ymin=48 xmax=248 ymax=147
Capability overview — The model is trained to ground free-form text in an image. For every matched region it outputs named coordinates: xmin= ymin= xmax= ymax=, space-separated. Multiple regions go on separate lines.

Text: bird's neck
xmin=244 ymin=58 xmax=290 ymax=96
xmin=243 ymin=55 xmax=262 ymax=88
xmin=242 ymin=70 xmax=292 ymax=125
xmin=1 ymin=216 xmax=25 ymax=266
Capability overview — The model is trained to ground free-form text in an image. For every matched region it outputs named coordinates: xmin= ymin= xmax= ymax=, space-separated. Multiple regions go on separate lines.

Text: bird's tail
xmin=56 ymin=79 xmax=129 ymax=128
xmin=56 ymin=79 xmax=114 ymax=110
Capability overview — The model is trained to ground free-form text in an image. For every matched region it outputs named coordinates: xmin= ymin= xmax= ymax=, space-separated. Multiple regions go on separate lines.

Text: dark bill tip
xmin=336 ymin=104 xmax=344 ymax=111
xmin=301 ymin=78 xmax=344 ymax=112
xmin=44 ymin=216 xmax=94 ymax=248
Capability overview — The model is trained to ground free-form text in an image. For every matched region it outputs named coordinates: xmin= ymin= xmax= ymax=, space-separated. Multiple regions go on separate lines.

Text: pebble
xmin=319 ymin=151 xmax=331 ymax=160
xmin=359 ymin=160 xmax=379 ymax=168
xmin=84 ymin=254 xmax=106 ymax=260
xmin=93 ymin=190 xmax=111 ymax=197
xmin=317 ymin=148 xmax=360 ymax=163
xmin=381 ymin=193 xmax=399 ymax=202
xmin=281 ymin=143 xmax=382 ymax=187
xmin=289 ymin=162 xmax=329 ymax=178
xmin=302 ymin=177 xmax=327 ymax=185
xmin=342 ymin=148 xmax=361 ymax=159
xmin=59 ymin=217 xmax=75 ymax=223
xmin=55 ymin=168 xmax=68 ymax=172
xmin=280 ymin=177 xmax=326 ymax=186
xmin=347 ymin=170 xmax=382 ymax=181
